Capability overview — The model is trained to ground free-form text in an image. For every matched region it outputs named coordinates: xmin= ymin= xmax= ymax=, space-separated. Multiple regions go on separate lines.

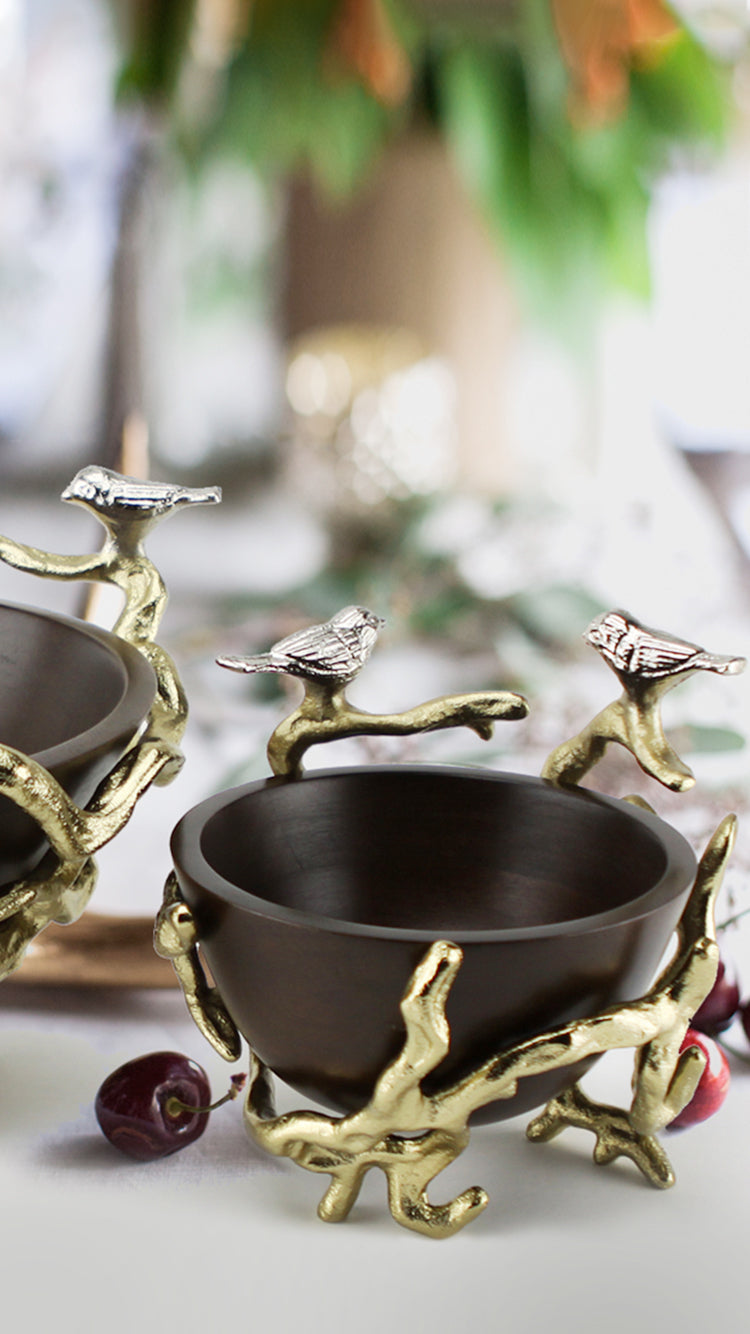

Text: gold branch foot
xmin=0 ymin=731 xmax=176 ymax=981
xmin=240 ymin=942 xmax=490 ymax=1238
xmin=243 ymin=1050 xmax=487 ymax=1239
xmin=526 ymin=1085 xmax=675 ymax=1189
xmin=316 ymin=1162 xmax=370 ymax=1223
xmin=382 ymin=1132 xmax=488 ymax=1238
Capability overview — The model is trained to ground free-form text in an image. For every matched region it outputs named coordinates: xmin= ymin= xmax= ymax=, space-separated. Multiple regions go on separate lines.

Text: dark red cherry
xmin=668 ymin=1029 xmax=730 ymax=1130
xmin=692 ymin=958 xmax=741 ymax=1035
xmin=95 ymin=1051 xmax=212 ymax=1161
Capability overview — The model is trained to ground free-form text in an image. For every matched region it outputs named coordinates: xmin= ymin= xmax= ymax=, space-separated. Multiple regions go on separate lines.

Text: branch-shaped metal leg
xmin=0 ymin=468 xmax=222 ymax=981
xmin=526 ymin=1086 xmax=675 ymax=1187
xmin=629 ymin=814 xmax=735 ymax=1134
xmin=242 ymin=941 xmax=488 ymax=1238
xmin=524 ymin=815 xmax=735 ymax=1180
xmin=0 ymin=733 xmax=180 ymax=981
xmin=136 ymin=642 xmax=188 ymax=785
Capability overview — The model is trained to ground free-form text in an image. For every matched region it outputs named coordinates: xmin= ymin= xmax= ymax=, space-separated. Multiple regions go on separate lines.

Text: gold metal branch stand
xmin=159 ymin=607 xmax=745 ymax=1238
xmin=0 ymin=466 xmax=220 ymax=982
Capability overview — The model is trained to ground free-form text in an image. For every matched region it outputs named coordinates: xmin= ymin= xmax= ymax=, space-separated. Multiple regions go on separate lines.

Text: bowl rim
xmin=0 ymin=600 xmax=156 ymax=772
xmin=171 ymin=765 xmax=698 ymax=944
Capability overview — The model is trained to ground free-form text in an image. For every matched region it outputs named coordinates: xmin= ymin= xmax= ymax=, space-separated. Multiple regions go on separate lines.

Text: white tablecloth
xmin=2 ymin=968 xmax=750 ymax=1334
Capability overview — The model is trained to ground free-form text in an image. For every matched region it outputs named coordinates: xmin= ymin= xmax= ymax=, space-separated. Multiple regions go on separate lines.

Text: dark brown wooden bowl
xmin=0 ymin=601 xmax=156 ymax=887
xmin=171 ymin=766 xmax=697 ymax=1124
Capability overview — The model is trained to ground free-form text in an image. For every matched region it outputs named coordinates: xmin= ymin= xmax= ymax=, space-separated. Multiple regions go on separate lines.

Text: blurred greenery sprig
xmin=113 ymin=0 xmax=732 ymax=309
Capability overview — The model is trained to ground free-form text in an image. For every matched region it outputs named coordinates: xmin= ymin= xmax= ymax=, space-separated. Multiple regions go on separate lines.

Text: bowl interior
xmin=0 ymin=602 xmax=156 ymax=887
xmin=198 ymin=768 xmax=681 ymax=935
xmin=0 ymin=605 xmax=127 ymax=754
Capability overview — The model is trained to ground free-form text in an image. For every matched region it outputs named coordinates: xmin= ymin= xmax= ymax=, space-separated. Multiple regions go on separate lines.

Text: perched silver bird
xmin=61 ymin=466 xmax=222 ymax=521
xmin=217 ymin=606 xmax=385 ymax=684
xmin=585 ymin=610 xmax=746 ymax=680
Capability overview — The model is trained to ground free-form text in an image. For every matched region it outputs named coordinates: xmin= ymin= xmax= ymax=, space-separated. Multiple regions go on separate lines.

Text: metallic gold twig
xmin=522 ymin=815 xmax=734 ymax=1175
xmin=243 ymin=940 xmax=488 ymax=1239
xmin=526 ymin=1086 xmax=675 ymax=1186
xmin=0 ymin=858 xmax=98 ymax=981
xmin=0 ymin=738 xmax=179 ymax=869
xmin=266 ymin=682 xmax=529 ymax=778
xmin=154 ymin=872 xmax=242 ymax=1062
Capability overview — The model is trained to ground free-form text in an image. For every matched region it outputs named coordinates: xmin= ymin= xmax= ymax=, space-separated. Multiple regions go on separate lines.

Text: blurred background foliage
xmin=112 ymin=0 xmax=731 ymax=311
xmin=1 ymin=1 xmax=747 ymax=758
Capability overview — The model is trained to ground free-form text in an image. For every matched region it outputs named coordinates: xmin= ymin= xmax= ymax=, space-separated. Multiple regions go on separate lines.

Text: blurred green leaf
xmin=630 ymin=29 xmax=730 ymax=149
xmin=509 ymin=584 xmax=604 ymax=648
xmin=682 ymin=724 xmax=746 ymax=754
xmin=114 ymin=0 xmax=196 ymax=105
xmin=192 ymin=0 xmax=398 ymax=195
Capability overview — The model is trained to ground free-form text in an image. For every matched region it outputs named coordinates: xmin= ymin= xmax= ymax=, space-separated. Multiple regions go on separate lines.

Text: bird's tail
xmin=695 ymin=652 xmax=746 ymax=675
xmin=176 ymin=485 xmax=222 ymax=508
xmin=216 ymin=654 xmax=282 ymax=675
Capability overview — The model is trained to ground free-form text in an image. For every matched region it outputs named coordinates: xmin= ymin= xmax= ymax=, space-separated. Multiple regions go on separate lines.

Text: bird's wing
xmin=106 ymin=479 xmax=174 ymax=510
xmin=276 ymin=622 xmax=361 ymax=675
xmin=630 ymin=629 xmax=699 ymax=676
xmin=271 ymin=622 xmax=330 ymax=658
xmin=315 ymin=626 xmax=366 ymax=673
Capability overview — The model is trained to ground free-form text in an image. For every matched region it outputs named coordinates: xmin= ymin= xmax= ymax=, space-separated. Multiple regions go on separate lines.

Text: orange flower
xmin=552 ymin=0 xmax=679 ymax=124
xmin=325 ymin=0 xmax=411 ymax=106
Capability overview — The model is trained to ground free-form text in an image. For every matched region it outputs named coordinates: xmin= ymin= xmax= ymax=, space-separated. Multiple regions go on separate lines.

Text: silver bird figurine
xmin=61 ymin=466 xmax=222 ymax=522
xmin=585 ymin=610 xmax=746 ymax=681
xmin=217 ymin=606 xmax=385 ymax=684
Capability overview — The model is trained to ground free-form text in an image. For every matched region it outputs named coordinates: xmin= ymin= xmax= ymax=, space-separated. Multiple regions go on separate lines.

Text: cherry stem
xmin=165 ymin=1073 xmax=246 ymax=1119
